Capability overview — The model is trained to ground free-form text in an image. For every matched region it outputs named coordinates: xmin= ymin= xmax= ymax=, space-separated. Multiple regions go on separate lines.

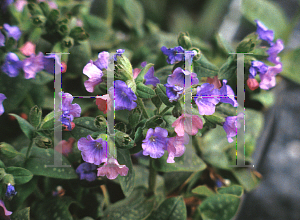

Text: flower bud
xmin=178 ymin=32 xmax=192 ymax=49
xmin=247 ymin=78 xmax=259 ymax=91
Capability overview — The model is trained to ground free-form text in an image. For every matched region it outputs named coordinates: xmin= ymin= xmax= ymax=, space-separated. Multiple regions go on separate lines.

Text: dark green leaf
xmin=146 ymin=197 xmax=187 ymax=220
xmin=151 ymin=96 xmax=162 ymax=110
xmin=136 ymin=82 xmax=156 ymax=99
xmin=217 ymin=185 xmax=244 ymax=197
xmin=11 ymin=207 xmax=30 ymax=220
xmin=71 ymin=117 xmax=101 ymax=140
xmin=9 ymin=114 xmax=36 ymax=140
xmin=117 ymin=149 xmax=135 ymax=197
xmin=40 ymin=111 xmax=54 ymax=130
xmin=218 ymin=55 xmax=236 ymax=80
xmin=135 ymin=63 xmax=154 ymax=84
xmin=215 ymin=33 xmax=235 ymax=54
xmin=39 ymin=2 xmax=50 ymax=16
xmin=3 ymin=174 xmax=14 ymax=185
xmin=102 ymin=187 xmax=155 ymax=220
xmin=281 ymin=48 xmax=300 ymax=85
xmin=203 ymin=112 xmax=225 ymax=126
xmin=231 ymin=168 xmax=259 ymax=191
xmin=199 ymin=194 xmax=240 ymax=220
xmin=6 ymin=167 xmax=33 ymax=185
xmin=192 ymin=185 xmax=215 ymax=197
xmin=193 ymin=54 xmax=219 ymax=78
xmin=0 ymin=142 xmax=24 ymax=159
xmin=21 ymin=146 xmax=77 ymax=179
xmin=29 ymin=105 xmax=42 ymax=128
xmin=155 ymin=84 xmax=175 ymax=107
xmin=144 ymin=115 xmax=166 ymax=129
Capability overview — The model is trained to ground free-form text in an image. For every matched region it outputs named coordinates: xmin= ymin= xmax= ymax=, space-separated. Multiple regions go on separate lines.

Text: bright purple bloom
xmin=60 ymin=92 xmax=81 ymax=131
xmin=249 ymin=60 xmax=268 ymax=78
xmin=3 ymin=23 xmax=21 ymax=41
xmin=219 ymin=80 xmax=238 ymax=107
xmin=97 ymin=157 xmax=129 ymax=179
xmin=259 ymin=58 xmax=282 ymax=90
xmin=267 ymin=39 xmax=284 ymax=64
xmin=77 ymin=135 xmax=107 ymax=165
xmin=194 ymin=83 xmax=220 ymax=115
xmin=109 ymin=80 xmax=137 ymax=111
xmin=165 ymin=84 xmax=184 ymax=102
xmin=167 ymin=67 xmax=199 ymax=88
xmin=94 ymin=51 xmax=109 ymax=70
xmin=223 ymin=113 xmax=244 ymax=143
xmin=172 ymin=114 xmax=203 ymax=136
xmin=0 ymin=32 xmax=5 ymax=47
xmin=166 ymin=134 xmax=189 ymax=163
xmin=1 ymin=52 xmax=23 ymax=77
xmin=5 ymin=183 xmax=17 ymax=198
xmin=23 ymin=52 xmax=44 ymax=79
xmin=76 ymin=162 xmax=97 ymax=181
xmin=83 ymin=61 xmax=103 ymax=93
xmin=144 ymin=66 xmax=160 ymax=87
xmin=0 ymin=200 xmax=12 ymax=219
xmin=142 ymin=127 xmax=169 ymax=158
xmin=0 ymin=94 xmax=7 ymax=116
xmin=114 ymin=49 xmax=125 ymax=61
xmin=161 ymin=46 xmax=185 ymax=64
xmin=43 ymin=54 xmax=61 ymax=74
xmin=255 ymin=20 xmax=274 ymax=44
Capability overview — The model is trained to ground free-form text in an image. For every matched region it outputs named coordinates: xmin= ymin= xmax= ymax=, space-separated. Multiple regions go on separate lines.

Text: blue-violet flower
xmin=223 ymin=113 xmax=244 ymax=143
xmin=5 ymin=184 xmax=17 ymax=198
xmin=60 ymin=92 xmax=81 ymax=131
xmin=219 ymin=80 xmax=238 ymax=107
xmin=1 ymin=52 xmax=23 ymax=77
xmin=3 ymin=23 xmax=21 ymax=41
xmin=255 ymin=20 xmax=274 ymax=45
xmin=0 ymin=94 xmax=7 ymax=116
xmin=23 ymin=52 xmax=44 ymax=79
xmin=76 ymin=162 xmax=97 ymax=181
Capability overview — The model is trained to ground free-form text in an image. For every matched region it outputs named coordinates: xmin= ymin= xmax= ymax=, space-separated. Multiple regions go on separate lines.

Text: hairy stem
xmin=137 ymin=97 xmax=149 ymax=119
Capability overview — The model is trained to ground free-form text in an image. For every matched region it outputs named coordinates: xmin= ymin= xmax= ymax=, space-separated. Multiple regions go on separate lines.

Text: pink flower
xmin=172 ymin=114 xmax=203 ymax=136
xmin=19 ymin=41 xmax=36 ymax=56
xmin=0 ymin=200 xmax=12 ymax=220
xmin=96 ymin=94 xmax=112 ymax=114
xmin=97 ymin=158 xmax=129 ymax=179
xmin=133 ymin=68 xmax=141 ymax=79
xmin=166 ymin=134 xmax=189 ymax=163
xmin=54 ymin=137 xmax=76 ymax=156
xmin=259 ymin=58 xmax=282 ymax=90
xmin=247 ymin=78 xmax=259 ymax=91
xmin=206 ymin=75 xmax=221 ymax=89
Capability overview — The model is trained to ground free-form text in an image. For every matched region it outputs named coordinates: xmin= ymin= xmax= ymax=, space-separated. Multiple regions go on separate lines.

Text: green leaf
xmin=199 ymin=194 xmax=240 ymax=220
xmin=71 ymin=117 xmax=101 ymax=140
xmin=146 ymin=197 xmax=187 ymax=220
xmin=29 ymin=105 xmax=42 ymax=128
xmin=29 ymin=71 xmax=54 ymax=85
xmin=215 ymin=33 xmax=235 ymax=54
xmin=117 ymin=149 xmax=135 ymax=197
xmin=155 ymin=84 xmax=175 ymax=107
xmin=129 ymin=111 xmax=141 ymax=129
xmin=153 ymin=145 xmax=206 ymax=172
xmin=203 ymin=112 xmax=226 ymax=126
xmin=11 ymin=207 xmax=30 ymax=220
xmin=21 ymin=146 xmax=77 ymax=179
xmin=231 ymin=168 xmax=259 ymax=191
xmin=3 ymin=174 xmax=14 ymax=185
xmin=0 ymin=160 xmax=5 ymax=168
xmin=144 ymin=115 xmax=166 ymax=129
xmin=0 ymin=142 xmax=24 ymax=159
xmin=136 ymin=82 xmax=156 ymax=99
xmin=40 ymin=111 xmax=54 ymax=130
xmin=217 ymin=185 xmax=244 ymax=197
xmin=68 ymin=41 xmax=91 ymax=74
xmin=242 ymin=0 xmax=288 ymax=39
xmin=154 ymin=66 xmax=173 ymax=85
xmin=281 ymin=48 xmax=300 ymax=85
xmin=9 ymin=114 xmax=36 ymax=139
xmin=151 ymin=96 xmax=162 ymax=110
xmin=135 ymin=63 xmax=154 ymax=84
xmin=193 ymin=54 xmax=219 ymax=78
xmin=6 ymin=167 xmax=33 ymax=185
xmin=34 ymin=196 xmax=81 ymax=220
xmin=218 ymin=55 xmax=236 ymax=80
xmin=102 ymin=187 xmax=155 ymax=220
xmin=192 ymin=185 xmax=215 ymax=197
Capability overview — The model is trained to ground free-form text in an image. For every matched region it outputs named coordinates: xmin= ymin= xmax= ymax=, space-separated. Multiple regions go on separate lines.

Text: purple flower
xmin=114 ymin=49 xmax=125 ymax=61
xmin=43 ymin=54 xmax=61 ymax=74
xmin=83 ymin=61 xmax=103 ymax=93
xmin=94 ymin=51 xmax=109 ymax=70
xmin=0 ymin=94 xmax=7 ymax=116
xmin=161 ymin=46 xmax=185 ymax=64
xmin=166 ymin=134 xmax=189 ymax=163
xmin=0 ymin=200 xmax=12 ymax=219
xmin=142 ymin=127 xmax=168 ymax=158
xmin=267 ymin=39 xmax=284 ymax=64
xmin=77 ymin=135 xmax=107 ymax=165
xmin=76 ymin=162 xmax=97 ymax=181
xmin=219 ymin=80 xmax=238 ymax=107
xmin=223 ymin=113 xmax=244 ymax=143
xmin=3 ymin=23 xmax=21 ymax=41
xmin=259 ymin=58 xmax=282 ymax=90
xmin=194 ymin=83 xmax=220 ymax=115
xmin=60 ymin=92 xmax=81 ymax=130
xmin=255 ymin=20 xmax=274 ymax=44
xmin=167 ymin=67 xmax=199 ymax=88
xmin=1 ymin=52 xmax=23 ymax=77
xmin=23 ymin=52 xmax=44 ymax=79
xmin=97 ymin=157 xmax=129 ymax=179
xmin=109 ymin=80 xmax=137 ymax=111
xmin=144 ymin=66 xmax=160 ymax=87
xmin=249 ymin=60 xmax=268 ymax=78
xmin=5 ymin=183 xmax=17 ymax=198
xmin=165 ymin=84 xmax=184 ymax=102
xmin=0 ymin=32 xmax=5 ymax=47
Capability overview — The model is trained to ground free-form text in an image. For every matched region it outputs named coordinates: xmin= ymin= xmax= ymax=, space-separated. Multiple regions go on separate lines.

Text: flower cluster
xmin=247 ymin=20 xmax=284 ymax=90
xmin=161 ymin=46 xmax=196 ymax=64
xmin=60 ymin=92 xmax=81 ymax=131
